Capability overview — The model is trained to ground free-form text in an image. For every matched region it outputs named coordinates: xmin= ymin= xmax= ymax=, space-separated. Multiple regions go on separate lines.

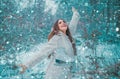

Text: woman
xmin=19 ymin=7 xmax=80 ymax=79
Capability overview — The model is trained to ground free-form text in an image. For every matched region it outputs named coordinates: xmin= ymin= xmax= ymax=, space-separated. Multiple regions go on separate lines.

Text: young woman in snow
xmin=19 ymin=7 xmax=80 ymax=79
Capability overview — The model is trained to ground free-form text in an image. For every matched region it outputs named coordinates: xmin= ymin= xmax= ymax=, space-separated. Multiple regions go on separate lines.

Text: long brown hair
xmin=48 ymin=19 xmax=77 ymax=56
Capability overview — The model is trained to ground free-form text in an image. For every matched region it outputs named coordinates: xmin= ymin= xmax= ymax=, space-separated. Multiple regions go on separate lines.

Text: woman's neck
xmin=60 ymin=30 xmax=66 ymax=35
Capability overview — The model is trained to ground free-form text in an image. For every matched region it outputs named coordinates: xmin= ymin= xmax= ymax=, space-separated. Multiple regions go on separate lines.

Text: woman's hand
xmin=72 ymin=7 xmax=77 ymax=13
xmin=19 ymin=64 xmax=27 ymax=74
xmin=72 ymin=7 xmax=80 ymax=16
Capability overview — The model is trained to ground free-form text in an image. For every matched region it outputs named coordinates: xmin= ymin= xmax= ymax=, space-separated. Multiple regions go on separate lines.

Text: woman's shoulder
xmin=54 ymin=34 xmax=62 ymax=39
xmin=50 ymin=31 xmax=64 ymax=41
xmin=51 ymin=34 xmax=61 ymax=41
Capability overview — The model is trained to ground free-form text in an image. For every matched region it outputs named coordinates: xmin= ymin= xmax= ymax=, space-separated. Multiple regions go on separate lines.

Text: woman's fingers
xmin=20 ymin=70 xmax=25 ymax=74
xmin=72 ymin=7 xmax=77 ymax=12
xmin=72 ymin=7 xmax=80 ymax=17
xmin=19 ymin=64 xmax=27 ymax=74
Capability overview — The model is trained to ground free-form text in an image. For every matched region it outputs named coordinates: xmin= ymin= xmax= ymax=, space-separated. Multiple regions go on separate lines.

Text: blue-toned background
xmin=0 ymin=0 xmax=120 ymax=79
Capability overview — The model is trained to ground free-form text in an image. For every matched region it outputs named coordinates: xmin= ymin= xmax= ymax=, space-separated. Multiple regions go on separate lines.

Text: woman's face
xmin=58 ymin=19 xmax=67 ymax=32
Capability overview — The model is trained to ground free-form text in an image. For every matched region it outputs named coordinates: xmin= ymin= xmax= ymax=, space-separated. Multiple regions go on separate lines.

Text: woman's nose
xmin=63 ymin=22 xmax=66 ymax=25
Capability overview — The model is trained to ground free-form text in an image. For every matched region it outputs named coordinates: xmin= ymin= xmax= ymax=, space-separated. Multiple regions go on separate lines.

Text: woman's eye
xmin=59 ymin=22 xmax=61 ymax=24
xmin=63 ymin=21 xmax=66 ymax=23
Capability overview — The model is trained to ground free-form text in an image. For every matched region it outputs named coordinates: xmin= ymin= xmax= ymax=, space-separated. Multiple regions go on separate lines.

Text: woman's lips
xmin=62 ymin=25 xmax=67 ymax=27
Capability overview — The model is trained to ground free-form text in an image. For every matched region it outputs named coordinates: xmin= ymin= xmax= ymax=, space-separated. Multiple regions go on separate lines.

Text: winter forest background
xmin=0 ymin=0 xmax=120 ymax=79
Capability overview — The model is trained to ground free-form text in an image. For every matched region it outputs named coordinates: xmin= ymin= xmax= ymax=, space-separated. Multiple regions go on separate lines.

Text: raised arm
xmin=69 ymin=7 xmax=80 ymax=36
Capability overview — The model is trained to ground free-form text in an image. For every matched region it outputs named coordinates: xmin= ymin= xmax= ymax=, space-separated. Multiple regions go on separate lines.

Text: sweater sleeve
xmin=22 ymin=35 xmax=60 ymax=68
xmin=69 ymin=11 xmax=80 ymax=36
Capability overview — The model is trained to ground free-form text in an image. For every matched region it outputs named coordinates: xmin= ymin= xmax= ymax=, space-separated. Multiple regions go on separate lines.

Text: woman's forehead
xmin=58 ymin=19 xmax=64 ymax=22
